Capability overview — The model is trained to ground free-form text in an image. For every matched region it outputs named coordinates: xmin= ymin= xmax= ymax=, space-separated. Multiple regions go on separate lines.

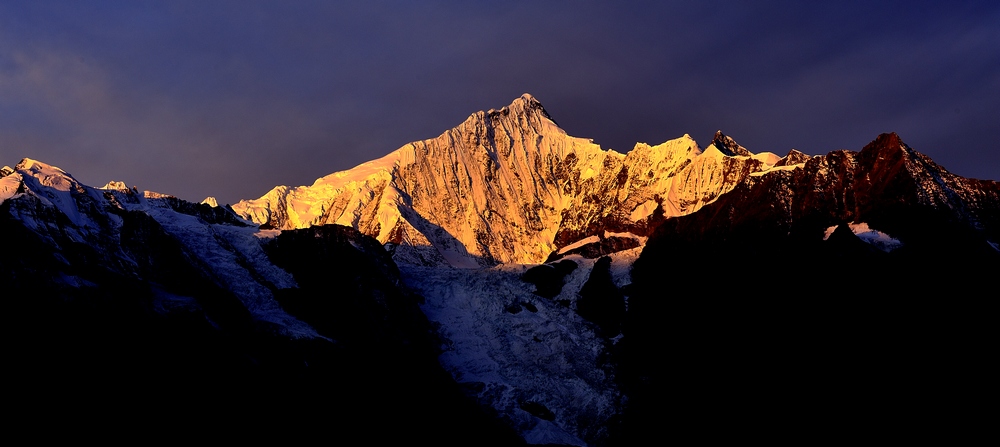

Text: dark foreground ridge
xmin=617 ymin=133 xmax=999 ymax=443
xmin=2 ymin=190 xmax=521 ymax=444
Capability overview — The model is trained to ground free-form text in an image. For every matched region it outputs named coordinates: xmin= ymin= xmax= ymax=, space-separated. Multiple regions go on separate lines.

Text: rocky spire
xmin=711 ymin=130 xmax=753 ymax=157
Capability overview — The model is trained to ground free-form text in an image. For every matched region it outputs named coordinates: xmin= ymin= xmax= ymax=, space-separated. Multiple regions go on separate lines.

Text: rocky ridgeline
xmin=233 ymin=94 xmax=809 ymax=266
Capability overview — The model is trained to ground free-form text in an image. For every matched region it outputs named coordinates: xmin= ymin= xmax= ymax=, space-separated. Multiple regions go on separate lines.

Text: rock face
xmin=233 ymin=95 xmax=797 ymax=266
xmin=575 ymin=256 xmax=625 ymax=336
xmin=635 ymin=132 xmax=1000 ymax=249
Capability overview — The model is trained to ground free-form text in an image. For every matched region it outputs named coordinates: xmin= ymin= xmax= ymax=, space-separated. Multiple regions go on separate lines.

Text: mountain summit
xmin=233 ymin=95 xmax=794 ymax=265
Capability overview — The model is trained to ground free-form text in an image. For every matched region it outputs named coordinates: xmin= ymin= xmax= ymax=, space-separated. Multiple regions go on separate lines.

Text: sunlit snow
xmin=99 ymin=181 xmax=129 ymax=191
xmin=556 ymin=236 xmax=600 ymax=255
xmin=823 ymin=222 xmax=903 ymax=252
xmin=751 ymin=151 xmax=781 ymax=164
xmin=232 ymin=96 xmax=779 ymax=265
xmin=0 ymin=174 xmax=20 ymax=204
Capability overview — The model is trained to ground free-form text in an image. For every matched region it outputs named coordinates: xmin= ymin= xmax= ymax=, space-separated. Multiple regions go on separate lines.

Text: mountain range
xmin=3 ymin=95 xmax=997 ymax=445
xmin=232 ymin=94 xmax=809 ymax=266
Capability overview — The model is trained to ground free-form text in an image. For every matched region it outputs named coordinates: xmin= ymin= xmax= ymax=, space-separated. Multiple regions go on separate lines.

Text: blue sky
xmin=2 ymin=1 xmax=998 ymax=205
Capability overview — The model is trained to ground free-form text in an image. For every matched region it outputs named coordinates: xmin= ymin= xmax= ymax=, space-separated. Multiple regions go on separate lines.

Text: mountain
xmin=1 ymin=155 xmax=615 ymax=445
xmin=622 ymin=132 xmax=999 ymax=443
xmin=2 ymin=158 xmax=312 ymax=336
xmin=232 ymin=95 xmax=1000 ymax=444
xmin=5 ymin=95 xmax=998 ymax=445
xmin=0 ymin=158 xmax=523 ymax=444
xmin=233 ymin=94 xmax=804 ymax=266
xmin=639 ymin=132 xmax=1000 ymax=249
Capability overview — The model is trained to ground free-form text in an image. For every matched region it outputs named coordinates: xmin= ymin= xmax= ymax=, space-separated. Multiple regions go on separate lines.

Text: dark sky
xmin=2 ymin=1 xmax=998 ymax=205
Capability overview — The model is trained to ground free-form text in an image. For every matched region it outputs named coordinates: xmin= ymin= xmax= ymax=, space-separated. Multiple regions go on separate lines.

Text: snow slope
xmin=824 ymin=222 xmax=904 ymax=252
xmin=403 ymin=262 xmax=618 ymax=446
xmin=2 ymin=158 xmax=316 ymax=338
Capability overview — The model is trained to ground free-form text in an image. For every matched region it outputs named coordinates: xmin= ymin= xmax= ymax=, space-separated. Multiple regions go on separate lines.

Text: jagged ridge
xmin=233 ymin=95 xmax=803 ymax=265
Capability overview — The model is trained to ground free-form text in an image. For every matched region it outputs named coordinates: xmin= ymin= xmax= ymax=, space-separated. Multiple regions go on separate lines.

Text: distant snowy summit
xmin=0 ymin=157 xmax=319 ymax=337
xmin=232 ymin=94 xmax=809 ymax=266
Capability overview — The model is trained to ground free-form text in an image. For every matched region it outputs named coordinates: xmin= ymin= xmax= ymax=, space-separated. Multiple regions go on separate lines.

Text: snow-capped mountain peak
xmin=2 ymin=157 xmax=316 ymax=338
xmin=100 ymin=181 xmax=130 ymax=192
xmin=14 ymin=158 xmax=83 ymax=193
xmin=234 ymin=95 xmax=783 ymax=266
xmin=490 ymin=92 xmax=548 ymax=118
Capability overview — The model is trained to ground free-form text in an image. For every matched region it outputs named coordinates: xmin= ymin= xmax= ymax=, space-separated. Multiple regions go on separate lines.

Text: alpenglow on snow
xmin=232 ymin=94 xmax=808 ymax=266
